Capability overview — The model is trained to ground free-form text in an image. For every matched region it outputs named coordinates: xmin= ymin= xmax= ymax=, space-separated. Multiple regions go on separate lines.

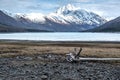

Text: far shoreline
xmin=0 ymin=39 xmax=120 ymax=44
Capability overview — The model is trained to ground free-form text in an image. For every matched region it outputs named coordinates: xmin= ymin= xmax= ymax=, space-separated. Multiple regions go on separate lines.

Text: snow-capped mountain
xmin=0 ymin=4 xmax=107 ymax=32
xmin=47 ymin=4 xmax=106 ymax=26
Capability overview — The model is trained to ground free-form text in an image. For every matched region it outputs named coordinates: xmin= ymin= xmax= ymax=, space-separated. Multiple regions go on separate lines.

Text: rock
xmin=41 ymin=75 xmax=48 ymax=80
xmin=63 ymin=78 xmax=74 ymax=80
xmin=37 ymin=56 xmax=43 ymax=59
xmin=24 ymin=57 xmax=33 ymax=60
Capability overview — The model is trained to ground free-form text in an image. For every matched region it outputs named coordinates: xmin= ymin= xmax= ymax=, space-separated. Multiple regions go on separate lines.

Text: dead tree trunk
xmin=75 ymin=48 xmax=82 ymax=58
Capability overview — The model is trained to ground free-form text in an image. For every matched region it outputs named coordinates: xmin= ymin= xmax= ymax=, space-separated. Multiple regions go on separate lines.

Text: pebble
xmin=0 ymin=54 xmax=120 ymax=80
xmin=41 ymin=75 xmax=48 ymax=80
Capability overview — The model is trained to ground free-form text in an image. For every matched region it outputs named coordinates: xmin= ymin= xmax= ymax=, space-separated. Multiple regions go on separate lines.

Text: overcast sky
xmin=0 ymin=0 xmax=120 ymax=20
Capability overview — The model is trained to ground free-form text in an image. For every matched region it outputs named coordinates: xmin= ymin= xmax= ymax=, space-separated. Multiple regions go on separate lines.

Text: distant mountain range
xmin=1 ymin=4 xmax=119 ymax=32
xmin=85 ymin=16 xmax=120 ymax=32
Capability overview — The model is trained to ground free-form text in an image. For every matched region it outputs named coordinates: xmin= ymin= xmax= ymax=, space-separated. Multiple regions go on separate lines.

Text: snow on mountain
xmin=1 ymin=10 xmax=15 ymax=17
xmin=47 ymin=4 xmax=106 ymax=26
xmin=86 ymin=16 xmax=120 ymax=32
xmin=56 ymin=4 xmax=78 ymax=14
xmin=13 ymin=4 xmax=106 ymax=27
xmin=0 ymin=10 xmax=23 ymax=27
xmin=0 ymin=4 xmax=108 ymax=32
xmin=15 ymin=13 xmax=46 ymax=23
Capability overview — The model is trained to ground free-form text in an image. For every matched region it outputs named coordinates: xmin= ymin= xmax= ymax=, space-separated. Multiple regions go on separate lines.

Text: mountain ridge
xmin=86 ymin=16 xmax=120 ymax=32
xmin=0 ymin=4 xmax=107 ymax=32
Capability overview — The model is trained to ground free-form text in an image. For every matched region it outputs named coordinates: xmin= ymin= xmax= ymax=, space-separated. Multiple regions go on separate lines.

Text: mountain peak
xmin=49 ymin=4 xmax=106 ymax=25
xmin=56 ymin=4 xmax=76 ymax=14
xmin=64 ymin=4 xmax=76 ymax=10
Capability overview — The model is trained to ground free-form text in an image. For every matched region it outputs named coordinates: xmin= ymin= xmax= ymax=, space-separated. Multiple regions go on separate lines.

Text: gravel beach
xmin=0 ymin=41 xmax=120 ymax=80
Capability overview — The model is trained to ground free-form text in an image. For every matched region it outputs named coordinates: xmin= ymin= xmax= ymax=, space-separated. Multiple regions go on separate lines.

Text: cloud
xmin=0 ymin=0 xmax=59 ymax=13
xmin=0 ymin=0 xmax=119 ymax=20
xmin=73 ymin=0 xmax=120 ymax=20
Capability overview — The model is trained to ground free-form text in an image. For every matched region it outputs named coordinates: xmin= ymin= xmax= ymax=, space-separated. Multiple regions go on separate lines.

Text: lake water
xmin=0 ymin=32 xmax=120 ymax=41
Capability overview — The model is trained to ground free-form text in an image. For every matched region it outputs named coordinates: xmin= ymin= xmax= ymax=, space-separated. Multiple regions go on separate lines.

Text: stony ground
xmin=0 ymin=53 xmax=120 ymax=80
xmin=0 ymin=41 xmax=120 ymax=80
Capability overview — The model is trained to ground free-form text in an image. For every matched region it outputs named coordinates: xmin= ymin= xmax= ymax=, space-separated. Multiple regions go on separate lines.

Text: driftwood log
xmin=66 ymin=48 xmax=120 ymax=62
